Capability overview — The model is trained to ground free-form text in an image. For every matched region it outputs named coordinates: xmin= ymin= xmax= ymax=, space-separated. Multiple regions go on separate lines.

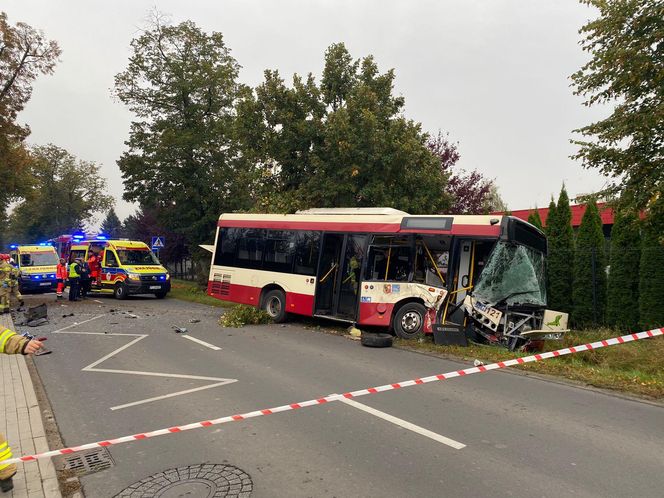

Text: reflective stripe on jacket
xmin=0 ymin=327 xmax=28 ymax=355
xmin=56 ymin=263 xmax=68 ymax=280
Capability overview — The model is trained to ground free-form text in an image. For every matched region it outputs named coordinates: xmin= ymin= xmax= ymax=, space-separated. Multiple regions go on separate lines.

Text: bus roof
xmin=218 ymin=209 xmax=505 ymax=236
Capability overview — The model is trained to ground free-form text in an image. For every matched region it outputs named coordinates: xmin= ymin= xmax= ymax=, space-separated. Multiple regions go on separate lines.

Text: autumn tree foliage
xmin=571 ymin=0 xmax=664 ymax=209
xmin=427 ymin=132 xmax=503 ymax=214
xmin=0 ymin=12 xmax=60 ymax=231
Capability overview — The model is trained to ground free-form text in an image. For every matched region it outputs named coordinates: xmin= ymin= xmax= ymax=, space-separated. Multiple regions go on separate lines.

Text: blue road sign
xmin=151 ymin=236 xmax=165 ymax=250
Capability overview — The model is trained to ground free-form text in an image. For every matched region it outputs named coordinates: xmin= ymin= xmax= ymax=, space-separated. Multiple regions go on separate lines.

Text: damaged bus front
xmin=459 ymin=217 xmax=569 ymax=351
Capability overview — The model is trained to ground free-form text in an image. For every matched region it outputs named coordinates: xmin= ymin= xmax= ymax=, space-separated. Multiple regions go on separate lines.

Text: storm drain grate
xmin=115 ymin=463 xmax=253 ymax=497
xmin=60 ymin=447 xmax=115 ymax=476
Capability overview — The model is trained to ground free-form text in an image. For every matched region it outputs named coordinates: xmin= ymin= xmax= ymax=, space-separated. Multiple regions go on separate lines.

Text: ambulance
xmin=9 ymin=244 xmax=59 ymax=293
xmin=68 ymin=238 xmax=171 ymax=299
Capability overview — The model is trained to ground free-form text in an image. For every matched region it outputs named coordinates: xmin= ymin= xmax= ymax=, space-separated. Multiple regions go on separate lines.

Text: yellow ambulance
xmin=68 ymin=238 xmax=171 ymax=299
xmin=9 ymin=244 xmax=59 ymax=293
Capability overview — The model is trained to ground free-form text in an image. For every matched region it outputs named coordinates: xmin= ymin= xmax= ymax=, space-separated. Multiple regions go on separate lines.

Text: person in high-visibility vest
xmin=68 ymin=258 xmax=82 ymax=302
xmin=0 ymin=327 xmax=43 ymax=492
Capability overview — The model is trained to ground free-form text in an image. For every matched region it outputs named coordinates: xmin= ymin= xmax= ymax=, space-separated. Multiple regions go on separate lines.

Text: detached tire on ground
xmin=360 ymin=332 xmax=393 ymax=348
xmin=393 ymin=302 xmax=427 ymax=340
xmin=262 ymin=289 xmax=287 ymax=323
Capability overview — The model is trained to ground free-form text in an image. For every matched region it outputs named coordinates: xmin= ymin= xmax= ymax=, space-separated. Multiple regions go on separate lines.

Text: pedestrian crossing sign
xmin=151 ymin=236 xmax=165 ymax=250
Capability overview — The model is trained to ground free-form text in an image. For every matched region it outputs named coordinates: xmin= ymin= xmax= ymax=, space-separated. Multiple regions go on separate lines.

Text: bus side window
xmin=235 ymin=229 xmax=265 ymax=270
xmin=413 ymin=236 xmax=450 ymax=287
xmin=214 ymin=228 xmax=240 ymax=267
xmin=263 ymin=230 xmax=294 ymax=273
xmin=293 ymin=231 xmax=321 ymax=276
xmin=364 ymin=235 xmax=411 ymax=281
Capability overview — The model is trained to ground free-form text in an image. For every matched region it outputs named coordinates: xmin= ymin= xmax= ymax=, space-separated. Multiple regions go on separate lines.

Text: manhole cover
xmin=59 ymin=447 xmax=115 ymax=476
xmin=115 ymin=464 xmax=253 ymax=498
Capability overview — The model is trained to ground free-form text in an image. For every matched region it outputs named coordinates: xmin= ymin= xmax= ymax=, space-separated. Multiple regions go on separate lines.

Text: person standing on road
xmin=78 ymin=259 xmax=91 ymax=299
xmin=87 ymin=250 xmax=101 ymax=289
xmin=68 ymin=258 xmax=81 ymax=302
xmin=56 ymin=258 xmax=68 ymax=300
xmin=0 ymin=327 xmax=43 ymax=492
xmin=8 ymin=258 xmax=24 ymax=309
xmin=0 ymin=255 xmax=11 ymax=314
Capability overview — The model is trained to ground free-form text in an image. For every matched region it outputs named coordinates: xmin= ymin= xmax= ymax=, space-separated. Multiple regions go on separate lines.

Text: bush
xmin=219 ymin=305 xmax=272 ymax=328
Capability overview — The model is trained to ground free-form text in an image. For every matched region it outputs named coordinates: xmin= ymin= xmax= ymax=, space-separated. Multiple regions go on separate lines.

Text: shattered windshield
xmin=472 ymin=241 xmax=546 ymax=306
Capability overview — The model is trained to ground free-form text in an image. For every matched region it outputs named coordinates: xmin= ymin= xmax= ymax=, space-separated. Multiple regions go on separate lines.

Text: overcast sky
xmin=5 ymin=0 xmax=609 ymax=222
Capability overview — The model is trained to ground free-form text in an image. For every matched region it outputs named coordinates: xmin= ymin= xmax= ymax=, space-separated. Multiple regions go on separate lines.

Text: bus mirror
xmin=461 ymin=275 xmax=469 ymax=287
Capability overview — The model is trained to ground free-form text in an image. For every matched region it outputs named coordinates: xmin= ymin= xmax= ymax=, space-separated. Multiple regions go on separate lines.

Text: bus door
xmin=314 ymin=234 xmax=367 ymax=320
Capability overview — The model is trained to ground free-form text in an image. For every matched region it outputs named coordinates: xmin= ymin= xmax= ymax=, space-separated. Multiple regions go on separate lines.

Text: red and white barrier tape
xmin=2 ymin=328 xmax=662 ymax=466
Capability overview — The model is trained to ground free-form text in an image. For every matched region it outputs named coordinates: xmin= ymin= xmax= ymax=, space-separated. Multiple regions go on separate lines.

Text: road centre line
xmin=181 ymin=334 xmax=222 ymax=351
xmin=337 ymin=397 xmax=466 ymax=450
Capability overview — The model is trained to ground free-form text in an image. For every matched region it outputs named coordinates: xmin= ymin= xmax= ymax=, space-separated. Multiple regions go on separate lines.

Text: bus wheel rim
xmin=268 ymin=297 xmax=281 ymax=316
xmin=401 ymin=311 xmax=421 ymax=332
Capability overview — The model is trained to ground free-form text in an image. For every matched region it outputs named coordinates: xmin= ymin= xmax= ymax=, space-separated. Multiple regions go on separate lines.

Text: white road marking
xmin=181 ymin=334 xmax=222 ymax=351
xmin=93 ymin=299 xmax=103 ymax=304
xmin=53 ymin=314 xmax=237 ymax=411
xmin=338 ymin=397 xmax=466 ymax=450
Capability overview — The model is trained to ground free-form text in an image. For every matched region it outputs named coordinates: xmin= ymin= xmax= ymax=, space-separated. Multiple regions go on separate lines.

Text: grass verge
xmin=169 ymin=279 xmax=229 ymax=308
xmin=396 ymin=329 xmax=664 ymax=399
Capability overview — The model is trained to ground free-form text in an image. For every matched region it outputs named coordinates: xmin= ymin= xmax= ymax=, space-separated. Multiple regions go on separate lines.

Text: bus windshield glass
xmin=472 ymin=242 xmax=546 ymax=306
xmin=20 ymin=252 xmax=58 ymax=267
xmin=116 ymin=249 xmax=160 ymax=266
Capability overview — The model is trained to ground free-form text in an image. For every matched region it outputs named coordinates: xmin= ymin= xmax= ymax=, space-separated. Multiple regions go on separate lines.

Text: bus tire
xmin=263 ymin=289 xmax=287 ymax=323
xmin=360 ymin=332 xmax=393 ymax=348
xmin=114 ymin=283 xmax=128 ymax=300
xmin=393 ymin=302 xmax=426 ymax=340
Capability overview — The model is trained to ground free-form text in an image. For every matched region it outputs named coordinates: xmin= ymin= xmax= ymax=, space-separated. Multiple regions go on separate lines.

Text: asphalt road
xmin=15 ymin=292 xmax=664 ymax=497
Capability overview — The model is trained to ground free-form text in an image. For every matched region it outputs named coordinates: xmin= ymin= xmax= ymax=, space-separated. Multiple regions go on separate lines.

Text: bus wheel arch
xmin=260 ymin=284 xmax=288 ymax=323
xmin=391 ymin=299 xmax=427 ymax=340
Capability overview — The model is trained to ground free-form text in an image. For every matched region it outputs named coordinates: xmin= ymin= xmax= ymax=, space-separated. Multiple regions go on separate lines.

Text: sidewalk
xmin=0 ymin=313 xmax=61 ymax=498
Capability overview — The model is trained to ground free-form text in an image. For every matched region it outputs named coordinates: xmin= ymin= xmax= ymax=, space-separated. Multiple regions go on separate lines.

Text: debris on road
xmin=360 ymin=332 xmax=393 ymax=348
xmin=62 ymin=313 xmax=74 ymax=318
xmin=189 ymin=318 xmax=201 ymax=323
xmin=473 ymin=359 xmax=486 ymax=367
xmin=173 ymin=326 xmax=188 ymax=334
xmin=27 ymin=318 xmax=49 ymax=327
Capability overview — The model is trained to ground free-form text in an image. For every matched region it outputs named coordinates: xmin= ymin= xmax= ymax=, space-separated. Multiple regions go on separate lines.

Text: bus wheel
xmin=114 ymin=283 xmax=128 ymax=300
xmin=393 ymin=302 xmax=426 ymax=340
xmin=263 ymin=289 xmax=287 ymax=323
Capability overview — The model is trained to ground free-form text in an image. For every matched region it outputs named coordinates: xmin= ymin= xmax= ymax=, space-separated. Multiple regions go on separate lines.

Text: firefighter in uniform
xmin=0 ymin=255 xmax=11 ymax=314
xmin=8 ymin=259 xmax=23 ymax=308
xmin=0 ymin=328 xmax=43 ymax=492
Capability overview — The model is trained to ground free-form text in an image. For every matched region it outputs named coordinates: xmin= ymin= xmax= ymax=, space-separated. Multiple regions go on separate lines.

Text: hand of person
xmin=24 ymin=339 xmax=44 ymax=355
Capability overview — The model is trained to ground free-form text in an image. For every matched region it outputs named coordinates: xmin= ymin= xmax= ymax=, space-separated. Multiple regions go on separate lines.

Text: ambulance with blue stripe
xmin=68 ymin=238 xmax=171 ymax=299
xmin=9 ymin=244 xmax=59 ymax=293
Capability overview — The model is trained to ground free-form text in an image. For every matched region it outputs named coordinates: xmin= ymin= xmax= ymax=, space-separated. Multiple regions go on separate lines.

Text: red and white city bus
xmin=206 ymin=208 xmax=568 ymax=350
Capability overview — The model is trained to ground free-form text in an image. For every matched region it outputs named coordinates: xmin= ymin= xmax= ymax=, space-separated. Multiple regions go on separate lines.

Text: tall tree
xmin=546 ymin=187 xmax=575 ymax=313
xmin=639 ymin=198 xmax=664 ymax=329
xmin=114 ymin=16 xmax=253 ymax=254
xmin=123 ymin=204 xmax=188 ymax=264
xmin=0 ymin=12 xmax=60 ymax=214
xmin=571 ymin=0 xmax=664 ymax=209
xmin=237 ymin=43 xmax=451 ymax=214
xmin=572 ymin=200 xmax=607 ymax=327
xmin=606 ymin=208 xmax=640 ymax=329
xmin=527 ymin=209 xmax=544 ymax=231
xmin=7 ymin=144 xmax=113 ymax=242
xmin=100 ymin=207 xmax=123 ymax=238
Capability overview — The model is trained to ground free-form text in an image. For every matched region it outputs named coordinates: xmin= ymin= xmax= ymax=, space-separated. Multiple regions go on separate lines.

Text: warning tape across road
xmin=2 ymin=328 xmax=662 ymax=466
